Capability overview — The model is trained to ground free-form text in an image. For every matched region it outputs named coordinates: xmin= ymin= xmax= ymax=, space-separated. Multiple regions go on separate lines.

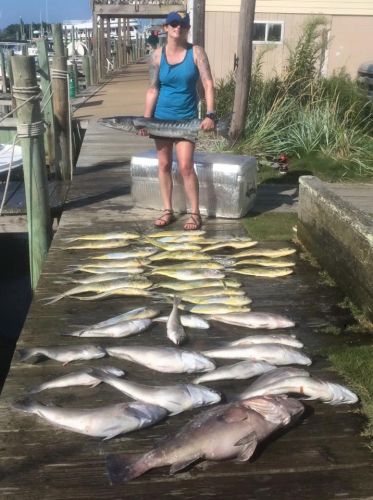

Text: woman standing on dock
xmin=142 ymin=10 xmax=215 ymax=230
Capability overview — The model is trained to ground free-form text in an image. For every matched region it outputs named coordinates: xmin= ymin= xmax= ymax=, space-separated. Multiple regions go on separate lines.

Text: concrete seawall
xmin=298 ymin=175 xmax=373 ymax=321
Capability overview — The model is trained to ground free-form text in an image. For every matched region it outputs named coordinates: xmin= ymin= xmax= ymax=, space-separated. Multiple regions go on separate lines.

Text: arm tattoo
xmin=196 ymin=46 xmax=213 ymax=85
xmin=149 ymin=52 xmax=160 ymax=89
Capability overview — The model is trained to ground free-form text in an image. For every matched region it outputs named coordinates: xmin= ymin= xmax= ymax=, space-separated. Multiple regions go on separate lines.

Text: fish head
xmin=181 ymin=351 xmax=216 ymax=372
xmin=274 ymin=315 xmax=296 ymax=328
xmin=188 ymin=384 xmax=222 ymax=406
xmin=242 ymin=395 xmax=304 ymax=426
xmin=98 ymin=116 xmax=137 ymax=133
xmin=324 ymin=382 xmax=359 ymax=405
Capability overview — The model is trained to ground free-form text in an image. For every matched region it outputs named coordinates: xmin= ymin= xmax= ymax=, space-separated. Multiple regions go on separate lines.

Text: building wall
xmin=206 ymin=0 xmax=373 ymax=16
xmin=205 ymin=11 xmax=373 ymax=82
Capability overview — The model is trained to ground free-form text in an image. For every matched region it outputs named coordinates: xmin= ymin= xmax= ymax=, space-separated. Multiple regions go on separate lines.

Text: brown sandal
xmin=154 ymin=209 xmax=176 ymax=228
xmin=184 ymin=212 xmax=202 ymax=231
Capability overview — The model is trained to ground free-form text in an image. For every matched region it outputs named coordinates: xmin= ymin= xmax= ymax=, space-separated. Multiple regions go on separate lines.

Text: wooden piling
xmin=82 ymin=55 xmax=91 ymax=87
xmin=89 ymin=55 xmax=97 ymax=85
xmin=0 ymin=49 xmax=7 ymax=92
xmin=11 ymin=55 xmax=52 ymax=289
xmin=52 ymin=24 xmax=65 ymax=58
xmin=117 ymin=18 xmax=123 ymax=68
xmin=36 ymin=38 xmax=56 ymax=171
xmin=99 ymin=16 xmax=106 ymax=80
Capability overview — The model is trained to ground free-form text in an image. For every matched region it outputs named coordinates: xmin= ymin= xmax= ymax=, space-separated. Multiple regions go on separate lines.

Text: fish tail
xmin=106 ymin=453 xmax=146 ymax=484
xmin=18 ymin=348 xmax=38 ymax=363
xmin=216 ymin=115 xmax=232 ymax=138
xmin=41 ymin=293 xmax=65 ymax=305
xmin=12 ymin=397 xmax=40 ymax=413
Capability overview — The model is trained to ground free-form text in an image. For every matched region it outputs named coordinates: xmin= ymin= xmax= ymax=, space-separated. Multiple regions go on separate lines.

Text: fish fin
xmin=89 ymin=381 xmax=101 ymax=388
xmin=41 ymin=294 xmax=65 ymax=305
xmin=106 ymin=452 xmax=144 ymax=484
xmin=18 ymin=348 xmax=39 ymax=363
xmin=169 ymin=456 xmax=201 ymax=475
xmin=235 ymin=433 xmax=258 ymax=462
xmin=243 ymin=396 xmax=292 ymax=425
xmin=12 ymin=397 xmax=39 ymax=413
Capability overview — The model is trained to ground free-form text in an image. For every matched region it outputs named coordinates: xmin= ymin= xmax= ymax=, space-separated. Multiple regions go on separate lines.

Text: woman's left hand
xmin=200 ymin=117 xmax=215 ymax=131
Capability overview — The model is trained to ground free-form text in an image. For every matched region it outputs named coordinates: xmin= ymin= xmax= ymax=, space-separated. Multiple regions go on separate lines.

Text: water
xmin=0 ymin=234 xmax=31 ymax=391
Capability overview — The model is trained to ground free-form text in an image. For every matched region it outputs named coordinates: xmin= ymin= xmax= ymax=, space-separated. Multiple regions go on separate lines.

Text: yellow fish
xmin=230 ymin=267 xmax=294 ymax=277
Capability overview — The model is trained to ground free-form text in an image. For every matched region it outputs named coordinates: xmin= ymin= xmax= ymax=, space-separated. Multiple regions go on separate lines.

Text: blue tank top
xmin=154 ymin=44 xmax=200 ymax=120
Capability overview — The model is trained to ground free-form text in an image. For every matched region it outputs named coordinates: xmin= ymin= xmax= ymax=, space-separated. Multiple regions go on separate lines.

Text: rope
xmin=17 ymin=121 xmax=45 ymax=138
xmin=12 ymin=85 xmax=41 ymax=102
xmin=51 ymin=68 xmax=68 ymax=79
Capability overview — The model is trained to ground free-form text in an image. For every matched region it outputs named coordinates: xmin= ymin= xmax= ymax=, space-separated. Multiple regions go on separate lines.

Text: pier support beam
xmin=11 ymin=56 xmax=52 ymax=289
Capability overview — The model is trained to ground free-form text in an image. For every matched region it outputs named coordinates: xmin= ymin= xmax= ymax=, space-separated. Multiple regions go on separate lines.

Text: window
xmin=253 ymin=21 xmax=283 ymax=44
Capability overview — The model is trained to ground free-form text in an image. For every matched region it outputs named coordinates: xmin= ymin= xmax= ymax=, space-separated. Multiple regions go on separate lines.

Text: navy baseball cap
xmin=165 ymin=11 xmax=191 ymax=28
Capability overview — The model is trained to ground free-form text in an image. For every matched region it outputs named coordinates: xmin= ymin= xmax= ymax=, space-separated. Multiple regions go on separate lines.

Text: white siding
xmin=206 ymin=0 xmax=373 ymax=16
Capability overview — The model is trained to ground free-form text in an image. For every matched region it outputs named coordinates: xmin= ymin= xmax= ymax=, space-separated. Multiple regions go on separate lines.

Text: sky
xmin=0 ymin=0 xmax=92 ymax=29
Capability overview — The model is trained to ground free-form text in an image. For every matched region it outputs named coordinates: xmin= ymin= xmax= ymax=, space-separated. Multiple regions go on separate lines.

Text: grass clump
xmin=215 ymin=17 xmax=373 ymax=181
xmin=243 ymin=213 xmax=297 ymax=241
xmin=328 ymin=346 xmax=373 ymax=440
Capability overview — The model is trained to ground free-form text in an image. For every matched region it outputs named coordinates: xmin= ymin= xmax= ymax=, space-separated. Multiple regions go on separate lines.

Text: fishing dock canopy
xmin=91 ymin=0 xmax=186 ymax=18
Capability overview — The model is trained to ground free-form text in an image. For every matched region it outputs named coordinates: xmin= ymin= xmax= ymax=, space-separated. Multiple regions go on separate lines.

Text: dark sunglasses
xmin=169 ymin=21 xmax=187 ymax=28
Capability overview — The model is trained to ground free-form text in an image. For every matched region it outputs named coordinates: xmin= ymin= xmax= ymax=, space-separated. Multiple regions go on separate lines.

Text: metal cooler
xmin=130 ymin=150 xmax=257 ymax=218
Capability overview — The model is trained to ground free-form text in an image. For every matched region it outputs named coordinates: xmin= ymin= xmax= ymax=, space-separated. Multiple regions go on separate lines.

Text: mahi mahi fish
xmin=29 ymin=366 xmax=125 ymax=393
xmin=106 ymin=395 xmax=304 ymax=483
xmin=62 ymin=231 xmax=140 ymax=242
xmin=99 ymin=116 xmax=230 ymax=141
xmin=91 ymin=370 xmax=221 ymax=415
xmin=105 ymin=345 xmax=216 ymax=373
xmin=13 ymin=398 xmax=167 ymax=439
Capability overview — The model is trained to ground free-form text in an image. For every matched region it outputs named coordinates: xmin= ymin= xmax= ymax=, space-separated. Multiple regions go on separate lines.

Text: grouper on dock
xmin=98 ymin=116 xmax=230 ymax=141
xmin=106 ymin=395 xmax=304 ymax=483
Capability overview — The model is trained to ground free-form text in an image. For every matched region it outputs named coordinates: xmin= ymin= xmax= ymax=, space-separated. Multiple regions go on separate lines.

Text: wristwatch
xmin=205 ymin=112 xmax=216 ymax=121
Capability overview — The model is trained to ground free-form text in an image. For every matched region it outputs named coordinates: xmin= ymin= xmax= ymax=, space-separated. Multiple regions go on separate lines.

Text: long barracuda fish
xmin=98 ymin=116 xmax=230 ymax=141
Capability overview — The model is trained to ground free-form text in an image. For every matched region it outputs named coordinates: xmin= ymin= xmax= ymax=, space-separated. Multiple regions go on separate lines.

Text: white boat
xmin=0 ymin=144 xmax=23 ymax=175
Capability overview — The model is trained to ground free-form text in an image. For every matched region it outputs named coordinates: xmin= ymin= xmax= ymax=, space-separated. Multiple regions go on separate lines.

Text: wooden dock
xmin=0 ymin=64 xmax=373 ymax=498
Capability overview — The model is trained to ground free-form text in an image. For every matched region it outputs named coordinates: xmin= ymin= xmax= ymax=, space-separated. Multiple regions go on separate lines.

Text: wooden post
xmin=11 ymin=55 xmax=52 ymax=289
xmin=71 ymin=60 xmax=79 ymax=94
xmin=125 ymin=19 xmax=130 ymax=65
xmin=193 ymin=0 xmax=205 ymax=47
xmin=106 ymin=17 xmax=111 ymax=71
xmin=117 ymin=18 xmax=123 ymax=68
xmin=92 ymin=13 xmax=99 ymax=77
xmin=83 ymin=55 xmax=91 ymax=87
xmin=52 ymin=24 xmax=65 ymax=57
xmin=99 ymin=16 xmax=106 ymax=80
xmin=89 ymin=55 xmax=97 ymax=85
xmin=0 ymin=50 xmax=7 ymax=92
xmin=229 ymin=0 xmax=256 ymax=141
xmin=36 ymin=38 xmax=56 ymax=171
xmin=51 ymin=55 xmax=71 ymax=180
xmin=71 ymin=24 xmax=75 ymax=57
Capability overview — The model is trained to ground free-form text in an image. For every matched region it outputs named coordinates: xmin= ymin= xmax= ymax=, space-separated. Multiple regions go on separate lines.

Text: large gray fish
xmin=29 ymin=366 xmax=125 ymax=394
xmin=13 ymin=398 xmax=167 ymax=439
xmin=91 ymin=370 xmax=221 ymax=415
xmin=240 ymin=372 xmax=358 ymax=405
xmin=64 ymin=318 xmax=153 ymax=338
xmin=105 ymin=345 xmax=215 ymax=373
xmin=106 ymin=395 xmax=304 ymax=483
xmin=193 ymin=360 xmax=276 ymax=384
xmin=167 ymin=297 xmax=187 ymax=345
xmin=89 ymin=307 xmax=160 ymax=328
xmin=99 ymin=115 xmax=230 ymax=141
xmin=18 ymin=345 xmax=106 ymax=365
xmin=241 ymin=367 xmax=310 ymax=392
xmin=202 ymin=344 xmax=312 ymax=366
xmin=208 ymin=312 xmax=295 ymax=329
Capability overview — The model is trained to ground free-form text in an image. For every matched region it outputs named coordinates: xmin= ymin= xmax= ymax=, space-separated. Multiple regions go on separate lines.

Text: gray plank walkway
xmin=0 ymin=118 xmax=372 ymax=499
